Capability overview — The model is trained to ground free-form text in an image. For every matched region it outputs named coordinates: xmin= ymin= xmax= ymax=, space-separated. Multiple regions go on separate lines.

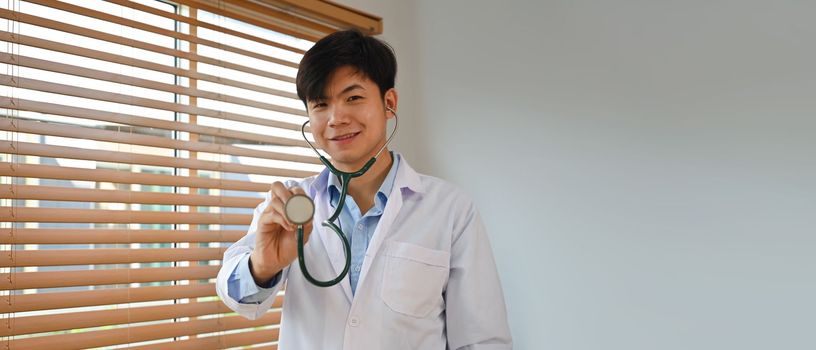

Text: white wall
xmin=341 ymin=1 xmax=816 ymax=349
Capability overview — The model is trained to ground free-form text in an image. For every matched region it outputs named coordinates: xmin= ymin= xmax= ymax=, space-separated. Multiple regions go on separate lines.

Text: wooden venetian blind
xmin=0 ymin=0 xmax=381 ymax=349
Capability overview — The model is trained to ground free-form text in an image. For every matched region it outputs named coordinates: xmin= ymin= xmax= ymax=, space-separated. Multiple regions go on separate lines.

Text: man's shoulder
xmin=411 ymin=172 xmax=482 ymax=239
xmin=415 ymin=172 xmax=456 ymax=192
xmin=413 ymin=172 xmax=474 ymax=208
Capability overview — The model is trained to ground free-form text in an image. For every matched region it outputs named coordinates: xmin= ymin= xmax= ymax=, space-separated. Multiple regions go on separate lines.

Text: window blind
xmin=0 ymin=0 xmax=382 ymax=349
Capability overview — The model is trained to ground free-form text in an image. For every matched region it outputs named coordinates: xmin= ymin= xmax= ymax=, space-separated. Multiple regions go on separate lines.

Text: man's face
xmin=306 ymin=65 xmax=396 ymax=169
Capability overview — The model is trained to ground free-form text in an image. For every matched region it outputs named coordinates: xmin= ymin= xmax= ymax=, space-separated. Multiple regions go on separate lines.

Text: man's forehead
xmin=315 ymin=70 xmax=372 ymax=99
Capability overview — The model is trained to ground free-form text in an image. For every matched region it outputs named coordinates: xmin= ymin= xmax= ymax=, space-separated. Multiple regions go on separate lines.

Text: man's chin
xmin=326 ymin=152 xmax=365 ymax=168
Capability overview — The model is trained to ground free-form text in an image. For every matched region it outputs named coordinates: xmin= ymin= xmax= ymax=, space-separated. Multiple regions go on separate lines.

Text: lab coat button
xmin=349 ymin=317 xmax=360 ymax=327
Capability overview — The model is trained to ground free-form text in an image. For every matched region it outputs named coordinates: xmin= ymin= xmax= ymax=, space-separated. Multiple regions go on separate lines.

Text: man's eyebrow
xmin=311 ymin=84 xmax=365 ymax=103
xmin=340 ymin=84 xmax=365 ymax=95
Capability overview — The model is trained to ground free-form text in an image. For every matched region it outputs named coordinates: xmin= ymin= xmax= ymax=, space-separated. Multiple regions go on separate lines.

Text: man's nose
xmin=327 ymin=105 xmax=350 ymax=126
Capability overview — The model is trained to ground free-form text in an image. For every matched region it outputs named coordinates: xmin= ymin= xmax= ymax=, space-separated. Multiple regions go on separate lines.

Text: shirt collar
xmin=309 ymin=151 xmax=422 ymax=197
xmin=327 ymin=151 xmax=401 ymax=212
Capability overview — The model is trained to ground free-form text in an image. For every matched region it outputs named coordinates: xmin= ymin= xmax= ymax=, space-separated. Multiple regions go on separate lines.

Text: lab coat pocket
xmin=381 ymin=241 xmax=450 ymax=318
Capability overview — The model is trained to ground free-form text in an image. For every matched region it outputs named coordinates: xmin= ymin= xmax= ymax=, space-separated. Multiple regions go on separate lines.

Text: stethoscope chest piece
xmin=285 ymin=194 xmax=315 ymax=225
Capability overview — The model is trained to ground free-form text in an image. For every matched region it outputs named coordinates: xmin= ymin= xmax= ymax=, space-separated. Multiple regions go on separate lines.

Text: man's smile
xmin=329 ymin=132 xmax=361 ymax=144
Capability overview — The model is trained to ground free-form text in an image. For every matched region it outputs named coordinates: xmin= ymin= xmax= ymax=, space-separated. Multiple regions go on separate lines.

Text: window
xmin=1 ymin=0 xmax=381 ymax=348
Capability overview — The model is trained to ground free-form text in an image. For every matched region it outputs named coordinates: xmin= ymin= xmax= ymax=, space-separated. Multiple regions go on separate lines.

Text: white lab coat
xmin=216 ymin=156 xmax=512 ymax=350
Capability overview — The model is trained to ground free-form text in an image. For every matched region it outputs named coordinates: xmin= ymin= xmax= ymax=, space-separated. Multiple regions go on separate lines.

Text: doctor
xmin=216 ymin=29 xmax=512 ymax=350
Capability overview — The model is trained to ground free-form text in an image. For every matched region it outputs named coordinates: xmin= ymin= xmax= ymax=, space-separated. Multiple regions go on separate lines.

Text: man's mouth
xmin=329 ymin=132 xmax=360 ymax=141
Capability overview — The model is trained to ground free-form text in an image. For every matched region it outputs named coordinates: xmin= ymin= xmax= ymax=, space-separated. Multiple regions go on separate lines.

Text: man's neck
xmin=337 ymin=150 xmax=393 ymax=214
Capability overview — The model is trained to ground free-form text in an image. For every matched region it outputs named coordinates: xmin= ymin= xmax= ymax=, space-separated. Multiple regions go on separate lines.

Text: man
xmin=216 ymin=29 xmax=512 ymax=350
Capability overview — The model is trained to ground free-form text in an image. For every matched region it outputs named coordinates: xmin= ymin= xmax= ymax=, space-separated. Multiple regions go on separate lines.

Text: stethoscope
xmin=283 ymin=107 xmax=398 ymax=287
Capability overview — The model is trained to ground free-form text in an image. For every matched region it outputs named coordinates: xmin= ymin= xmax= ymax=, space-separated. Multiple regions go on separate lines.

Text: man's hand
xmin=249 ymin=182 xmax=314 ymax=286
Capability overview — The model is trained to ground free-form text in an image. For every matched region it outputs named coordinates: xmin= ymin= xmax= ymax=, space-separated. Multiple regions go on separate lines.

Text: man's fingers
xmin=258 ymin=209 xmax=287 ymax=231
xmin=271 ymin=182 xmax=294 ymax=206
xmin=263 ymin=182 xmax=300 ymax=231
xmin=290 ymin=186 xmax=306 ymax=196
xmin=260 ymin=200 xmax=293 ymax=232
xmin=268 ymin=195 xmax=286 ymax=219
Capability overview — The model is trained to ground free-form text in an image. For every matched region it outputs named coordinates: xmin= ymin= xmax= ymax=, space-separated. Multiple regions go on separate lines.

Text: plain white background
xmin=338 ymin=1 xmax=816 ymax=349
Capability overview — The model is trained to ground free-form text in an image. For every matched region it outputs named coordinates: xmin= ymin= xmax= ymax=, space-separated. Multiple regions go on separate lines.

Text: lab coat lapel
xmin=357 ymin=156 xmax=422 ymax=290
xmin=313 ymin=189 xmax=353 ymax=302
xmin=357 ymin=186 xmax=402 ymax=287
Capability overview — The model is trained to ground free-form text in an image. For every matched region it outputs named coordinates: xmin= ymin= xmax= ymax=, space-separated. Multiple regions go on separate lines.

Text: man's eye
xmin=347 ymin=95 xmax=363 ymax=102
xmin=312 ymin=102 xmax=327 ymax=109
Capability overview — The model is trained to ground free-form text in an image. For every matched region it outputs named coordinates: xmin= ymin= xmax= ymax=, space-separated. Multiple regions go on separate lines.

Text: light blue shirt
xmin=328 ymin=152 xmax=398 ymax=295
xmin=227 ymin=152 xmax=399 ymax=302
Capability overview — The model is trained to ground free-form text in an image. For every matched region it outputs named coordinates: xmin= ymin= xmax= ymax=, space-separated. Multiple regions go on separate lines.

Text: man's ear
xmin=384 ymin=88 xmax=398 ymax=118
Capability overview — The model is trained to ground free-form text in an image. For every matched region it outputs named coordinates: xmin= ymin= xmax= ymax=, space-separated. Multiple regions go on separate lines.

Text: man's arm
xmin=445 ymin=201 xmax=513 ymax=349
xmin=227 ymin=254 xmax=282 ymax=304
xmin=216 ymin=191 xmax=289 ymax=320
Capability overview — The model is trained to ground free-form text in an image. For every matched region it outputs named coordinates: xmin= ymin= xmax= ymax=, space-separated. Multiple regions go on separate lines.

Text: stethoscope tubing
xmin=296 ymin=107 xmax=398 ymax=287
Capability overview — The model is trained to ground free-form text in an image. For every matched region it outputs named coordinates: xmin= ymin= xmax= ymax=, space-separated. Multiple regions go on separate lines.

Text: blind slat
xmin=28 ymin=0 xmax=301 ymax=68
xmin=2 ymin=247 xmax=227 ymax=267
xmin=2 ymin=265 xmax=220 ymax=291
xmin=0 ymin=117 xmax=318 ymax=167
xmin=7 ymin=312 xmax=281 ymax=350
xmin=0 ymin=283 xmax=221 ymax=313
xmin=1 ymin=141 xmax=317 ymax=178
xmin=6 ymin=297 xmax=282 ymax=337
xmin=0 ymin=30 xmax=301 ymax=100
xmin=126 ymin=328 xmax=281 ymax=350
xmin=106 ymin=0 xmax=306 ymax=54
xmin=0 ymin=162 xmax=270 ymax=192
xmin=0 ymin=8 xmax=297 ymax=83
xmin=246 ymin=345 xmax=280 ymax=350
xmin=1 ymin=207 xmax=252 ymax=224
xmin=176 ymin=0 xmax=325 ymax=42
xmin=0 ymin=97 xmax=316 ymax=154
xmin=0 ymin=52 xmax=305 ymax=117
xmin=0 ymin=228 xmax=245 ymax=244
xmin=2 ymin=299 xmax=231 ymax=336
xmin=221 ymin=0 xmax=336 ymax=35
xmin=244 ymin=345 xmax=280 ymax=350
xmin=0 ymin=75 xmax=309 ymax=132
xmin=3 ymin=184 xmax=263 ymax=208
xmin=250 ymin=0 xmax=383 ymax=34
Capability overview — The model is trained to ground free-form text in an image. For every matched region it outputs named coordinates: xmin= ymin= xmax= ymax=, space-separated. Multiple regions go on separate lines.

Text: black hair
xmin=296 ymin=29 xmax=397 ymax=106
